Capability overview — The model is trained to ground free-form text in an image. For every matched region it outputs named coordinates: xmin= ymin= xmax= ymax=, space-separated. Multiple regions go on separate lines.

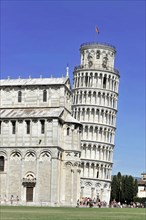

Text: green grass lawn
xmin=0 ymin=206 xmax=146 ymax=220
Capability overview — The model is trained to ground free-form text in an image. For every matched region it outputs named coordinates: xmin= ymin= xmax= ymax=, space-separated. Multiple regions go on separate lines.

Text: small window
xmin=40 ymin=120 xmax=45 ymax=134
xmin=43 ymin=90 xmax=47 ymax=102
xmin=26 ymin=120 xmax=30 ymax=134
xmin=12 ymin=121 xmax=16 ymax=134
xmin=96 ymin=50 xmax=100 ymax=59
xmin=85 ymin=73 xmax=88 ymax=87
xmin=18 ymin=91 xmax=22 ymax=102
xmin=96 ymin=171 xmax=99 ymax=178
xmin=67 ymin=127 xmax=70 ymax=136
xmin=75 ymin=124 xmax=78 ymax=130
xmin=102 ymin=56 xmax=108 ymax=68
xmin=0 ymin=156 xmax=4 ymax=172
xmin=103 ymin=76 xmax=107 ymax=88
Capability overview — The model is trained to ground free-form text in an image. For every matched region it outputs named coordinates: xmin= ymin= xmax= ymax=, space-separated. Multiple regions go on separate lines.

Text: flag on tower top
xmin=95 ymin=25 xmax=100 ymax=33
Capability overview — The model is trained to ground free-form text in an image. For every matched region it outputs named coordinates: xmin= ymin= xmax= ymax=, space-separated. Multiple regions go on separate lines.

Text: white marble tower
xmin=72 ymin=42 xmax=120 ymax=203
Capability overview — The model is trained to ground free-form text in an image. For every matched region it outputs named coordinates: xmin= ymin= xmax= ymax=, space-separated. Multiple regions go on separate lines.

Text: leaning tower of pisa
xmin=72 ymin=42 xmax=120 ymax=204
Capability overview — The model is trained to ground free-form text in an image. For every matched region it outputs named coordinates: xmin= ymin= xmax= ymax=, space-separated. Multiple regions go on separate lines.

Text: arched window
xmin=40 ymin=120 xmax=45 ymax=134
xmin=85 ymin=73 xmax=88 ymax=87
xmin=12 ymin=121 xmax=16 ymax=134
xmin=102 ymin=56 xmax=108 ymax=68
xmin=67 ymin=127 xmax=70 ymax=136
xmin=96 ymin=50 xmax=100 ymax=59
xmin=43 ymin=90 xmax=47 ymax=102
xmin=26 ymin=120 xmax=30 ymax=134
xmin=0 ymin=156 xmax=4 ymax=171
xmin=18 ymin=91 xmax=22 ymax=102
xmin=103 ymin=76 xmax=107 ymax=88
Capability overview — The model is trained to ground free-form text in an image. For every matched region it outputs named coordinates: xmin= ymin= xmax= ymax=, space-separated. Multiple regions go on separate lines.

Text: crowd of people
xmin=1 ymin=194 xmax=145 ymax=208
xmin=77 ymin=198 xmax=145 ymax=208
xmin=110 ymin=200 xmax=145 ymax=208
xmin=0 ymin=195 xmax=19 ymax=205
xmin=77 ymin=197 xmax=107 ymax=208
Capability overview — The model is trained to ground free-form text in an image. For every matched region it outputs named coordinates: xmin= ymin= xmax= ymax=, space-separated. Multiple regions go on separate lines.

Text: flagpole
xmin=95 ymin=25 xmax=100 ymax=43
xmin=94 ymin=31 xmax=97 ymax=43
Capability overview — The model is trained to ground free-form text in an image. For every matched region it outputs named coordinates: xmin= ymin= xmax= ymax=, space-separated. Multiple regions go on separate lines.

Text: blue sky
xmin=1 ymin=0 xmax=145 ymax=177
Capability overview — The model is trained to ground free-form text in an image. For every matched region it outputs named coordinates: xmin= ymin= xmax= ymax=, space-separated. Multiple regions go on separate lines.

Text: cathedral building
xmin=0 ymin=42 xmax=120 ymax=206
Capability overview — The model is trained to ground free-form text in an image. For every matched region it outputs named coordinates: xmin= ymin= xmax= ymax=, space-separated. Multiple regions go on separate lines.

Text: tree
xmin=110 ymin=173 xmax=138 ymax=204
xmin=133 ymin=179 xmax=138 ymax=197
xmin=121 ymin=175 xmax=126 ymax=203
xmin=117 ymin=172 xmax=122 ymax=202
xmin=111 ymin=175 xmax=118 ymax=201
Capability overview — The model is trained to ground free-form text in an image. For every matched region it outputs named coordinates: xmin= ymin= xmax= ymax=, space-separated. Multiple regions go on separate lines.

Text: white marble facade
xmin=0 ymin=77 xmax=82 ymax=206
xmin=0 ymin=42 xmax=120 ymax=206
xmin=72 ymin=42 xmax=120 ymax=203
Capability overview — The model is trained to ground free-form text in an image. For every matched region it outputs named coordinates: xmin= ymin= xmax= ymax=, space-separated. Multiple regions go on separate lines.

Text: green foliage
xmin=111 ymin=172 xmax=138 ymax=204
xmin=111 ymin=175 xmax=118 ymax=201
xmin=133 ymin=179 xmax=138 ymax=195
xmin=133 ymin=196 xmax=146 ymax=204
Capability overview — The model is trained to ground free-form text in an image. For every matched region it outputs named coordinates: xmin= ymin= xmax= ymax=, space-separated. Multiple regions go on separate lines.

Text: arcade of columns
xmin=71 ymin=42 xmax=120 ymax=200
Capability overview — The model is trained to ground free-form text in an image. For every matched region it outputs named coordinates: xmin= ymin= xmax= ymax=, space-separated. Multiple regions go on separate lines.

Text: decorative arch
xmin=10 ymin=151 xmax=22 ymax=160
xmin=95 ymin=182 xmax=101 ymax=187
xmin=65 ymin=161 xmax=73 ymax=167
xmin=74 ymin=162 xmax=79 ymax=167
xmin=25 ymin=171 xmax=35 ymax=179
xmin=22 ymin=171 xmax=36 ymax=188
xmin=25 ymin=151 xmax=36 ymax=161
xmin=85 ymin=181 xmax=92 ymax=187
xmin=39 ymin=151 xmax=52 ymax=161
xmin=0 ymin=151 xmax=8 ymax=159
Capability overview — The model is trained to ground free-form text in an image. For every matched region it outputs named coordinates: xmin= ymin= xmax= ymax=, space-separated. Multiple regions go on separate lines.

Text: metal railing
xmin=74 ymin=64 xmax=119 ymax=75
xmin=80 ymin=42 xmax=116 ymax=50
